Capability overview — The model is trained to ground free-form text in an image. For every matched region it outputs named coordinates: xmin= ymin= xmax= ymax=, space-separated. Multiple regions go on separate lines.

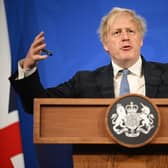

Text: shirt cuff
xmin=17 ymin=59 xmax=37 ymax=80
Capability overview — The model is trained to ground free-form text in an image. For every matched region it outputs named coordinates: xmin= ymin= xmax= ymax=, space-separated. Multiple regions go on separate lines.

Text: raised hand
xmin=21 ymin=32 xmax=48 ymax=69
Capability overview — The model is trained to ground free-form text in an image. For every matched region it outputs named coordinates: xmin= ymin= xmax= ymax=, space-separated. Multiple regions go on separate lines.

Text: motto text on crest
xmin=111 ymin=101 xmax=154 ymax=137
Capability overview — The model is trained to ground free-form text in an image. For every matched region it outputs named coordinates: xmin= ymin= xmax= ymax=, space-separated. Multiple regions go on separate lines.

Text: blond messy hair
xmin=98 ymin=7 xmax=147 ymax=44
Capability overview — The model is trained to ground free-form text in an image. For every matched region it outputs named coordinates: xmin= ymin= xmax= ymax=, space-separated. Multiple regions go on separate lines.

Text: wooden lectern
xmin=34 ymin=98 xmax=168 ymax=168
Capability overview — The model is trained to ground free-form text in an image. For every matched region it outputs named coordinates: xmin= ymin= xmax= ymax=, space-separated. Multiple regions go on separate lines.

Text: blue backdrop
xmin=5 ymin=0 xmax=168 ymax=167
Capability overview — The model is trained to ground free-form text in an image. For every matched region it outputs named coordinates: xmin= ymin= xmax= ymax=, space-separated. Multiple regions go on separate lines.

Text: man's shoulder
xmin=144 ymin=60 xmax=168 ymax=83
xmin=145 ymin=60 xmax=168 ymax=70
xmin=75 ymin=63 xmax=112 ymax=76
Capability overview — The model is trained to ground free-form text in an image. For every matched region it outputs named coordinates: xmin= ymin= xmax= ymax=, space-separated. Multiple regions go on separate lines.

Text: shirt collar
xmin=112 ymin=56 xmax=142 ymax=78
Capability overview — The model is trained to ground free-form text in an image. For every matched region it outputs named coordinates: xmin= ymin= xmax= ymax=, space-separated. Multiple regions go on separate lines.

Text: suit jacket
xmin=9 ymin=58 xmax=168 ymax=114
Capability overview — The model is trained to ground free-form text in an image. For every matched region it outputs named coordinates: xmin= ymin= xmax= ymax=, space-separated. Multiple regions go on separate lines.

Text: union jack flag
xmin=0 ymin=0 xmax=25 ymax=167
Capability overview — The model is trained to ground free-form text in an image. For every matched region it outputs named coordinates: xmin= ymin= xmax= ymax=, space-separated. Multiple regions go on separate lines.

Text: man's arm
xmin=9 ymin=32 xmax=49 ymax=113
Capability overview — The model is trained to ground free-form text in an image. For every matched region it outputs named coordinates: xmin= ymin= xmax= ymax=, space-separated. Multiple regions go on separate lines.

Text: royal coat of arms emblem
xmin=106 ymin=94 xmax=160 ymax=148
xmin=111 ymin=101 xmax=154 ymax=137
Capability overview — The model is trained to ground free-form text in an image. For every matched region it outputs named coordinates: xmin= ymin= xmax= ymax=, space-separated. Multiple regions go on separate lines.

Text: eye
xmin=112 ymin=30 xmax=121 ymax=37
xmin=127 ymin=29 xmax=135 ymax=34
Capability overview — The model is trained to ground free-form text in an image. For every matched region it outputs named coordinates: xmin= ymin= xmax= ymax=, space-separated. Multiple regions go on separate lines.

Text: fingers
xmin=35 ymin=31 xmax=44 ymax=40
xmin=23 ymin=32 xmax=49 ymax=69
xmin=32 ymin=32 xmax=46 ymax=55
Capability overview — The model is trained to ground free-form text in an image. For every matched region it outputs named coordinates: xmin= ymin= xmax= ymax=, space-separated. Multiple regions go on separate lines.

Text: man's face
xmin=103 ymin=14 xmax=143 ymax=68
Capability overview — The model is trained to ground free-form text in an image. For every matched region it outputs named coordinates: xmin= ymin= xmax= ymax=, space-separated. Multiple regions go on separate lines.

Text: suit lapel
xmin=96 ymin=63 xmax=115 ymax=98
xmin=143 ymin=59 xmax=162 ymax=98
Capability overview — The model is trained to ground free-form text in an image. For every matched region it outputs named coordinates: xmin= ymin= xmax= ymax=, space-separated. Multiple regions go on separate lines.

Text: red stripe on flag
xmin=0 ymin=122 xmax=23 ymax=168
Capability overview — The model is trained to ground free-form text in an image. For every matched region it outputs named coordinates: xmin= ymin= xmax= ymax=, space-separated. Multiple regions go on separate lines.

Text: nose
xmin=121 ymin=31 xmax=129 ymax=41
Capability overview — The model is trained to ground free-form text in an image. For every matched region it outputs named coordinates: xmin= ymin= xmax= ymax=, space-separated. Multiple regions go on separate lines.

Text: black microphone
xmin=42 ymin=48 xmax=53 ymax=56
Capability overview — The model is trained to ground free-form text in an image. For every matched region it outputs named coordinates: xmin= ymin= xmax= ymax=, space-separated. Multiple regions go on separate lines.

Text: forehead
xmin=108 ymin=13 xmax=138 ymax=29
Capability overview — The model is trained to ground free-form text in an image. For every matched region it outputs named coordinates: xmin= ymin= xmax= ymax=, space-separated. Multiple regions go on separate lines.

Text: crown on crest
xmin=125 ymin=101 xmax=138 ymax=113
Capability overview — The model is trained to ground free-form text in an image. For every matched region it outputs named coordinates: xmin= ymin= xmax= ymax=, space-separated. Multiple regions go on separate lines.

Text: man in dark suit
xmin=9 ymin=7 xmax=168 ymax=114
xmin=9 ymin=6 xmax=168 ymax=168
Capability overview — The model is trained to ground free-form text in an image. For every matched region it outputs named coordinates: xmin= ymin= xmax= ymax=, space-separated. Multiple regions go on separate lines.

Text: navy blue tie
xmin=119 ymin=69 xmax=130 ymax=96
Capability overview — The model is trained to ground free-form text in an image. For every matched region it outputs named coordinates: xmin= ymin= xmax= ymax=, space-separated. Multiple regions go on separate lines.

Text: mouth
xmin=121 ymin=45 xmax=132 ymax=51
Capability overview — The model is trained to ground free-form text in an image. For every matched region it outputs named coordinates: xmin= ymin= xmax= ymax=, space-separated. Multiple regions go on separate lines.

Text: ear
xmin=141 ymin=40 xmax=143 ymax=47
xmin=140 ymin=38 xmax=143 ymax=47
xmin=103 ymin=43 xmax=109 ymax=52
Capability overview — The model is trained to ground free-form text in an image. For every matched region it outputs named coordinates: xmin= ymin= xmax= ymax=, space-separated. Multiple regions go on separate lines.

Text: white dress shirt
xmin=112 ymin=57 xmax=145 ymax=98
